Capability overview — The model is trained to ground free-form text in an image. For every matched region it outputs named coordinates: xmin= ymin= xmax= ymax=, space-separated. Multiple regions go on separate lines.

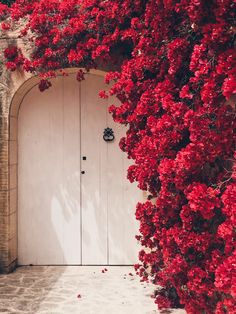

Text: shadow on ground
xmin=0 ymin=266 xmax=186 ymax=314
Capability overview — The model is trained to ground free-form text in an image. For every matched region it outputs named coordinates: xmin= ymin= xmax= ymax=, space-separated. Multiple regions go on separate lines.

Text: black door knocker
xmin=103 ymin=127 xmax=115 ymax=142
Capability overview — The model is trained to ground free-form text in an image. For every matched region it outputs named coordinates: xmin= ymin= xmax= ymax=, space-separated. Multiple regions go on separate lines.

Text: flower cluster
xmin=0 ymin=3 xmax=9 ymax=19
xmin=4 ymin=46 xmax=23 ymax=71
xmin=3 ymin=0 xmax=236 ymax=312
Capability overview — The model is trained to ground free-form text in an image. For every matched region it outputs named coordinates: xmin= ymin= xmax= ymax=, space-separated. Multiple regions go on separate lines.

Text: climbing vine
xmin=1 ymin=1 xmax=236 ymax=312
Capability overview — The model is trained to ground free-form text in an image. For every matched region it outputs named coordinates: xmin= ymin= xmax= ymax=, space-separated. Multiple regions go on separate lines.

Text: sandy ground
xmin=0 ymin=266 xmax=186 ymax=314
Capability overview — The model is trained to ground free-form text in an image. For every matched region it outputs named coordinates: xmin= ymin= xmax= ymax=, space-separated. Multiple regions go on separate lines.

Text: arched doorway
xmin=17 ymin=70 xmax=141 ymax=266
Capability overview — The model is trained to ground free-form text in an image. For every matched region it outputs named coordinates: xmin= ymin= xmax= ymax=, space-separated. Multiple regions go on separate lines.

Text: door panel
xmin=60 ymin=75 xmax=81 ymax=264
xmin=18 ymin=75 xmax=81 ymax=265
xmin=81 ymin=74 xmax=140 ymax=265
xmin=80 ymin=74 xmax=108 ymax=264
xmin=107 ymin=96 xmax=140 ymax=264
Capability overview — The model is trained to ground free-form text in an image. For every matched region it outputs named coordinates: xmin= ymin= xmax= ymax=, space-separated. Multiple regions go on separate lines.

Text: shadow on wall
xmin=18 ymin=75 xmax=81 ymax=266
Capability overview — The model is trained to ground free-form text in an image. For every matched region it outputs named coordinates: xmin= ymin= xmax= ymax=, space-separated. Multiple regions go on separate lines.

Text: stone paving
xmin=0 ymin=266 xmax=186 ymax=314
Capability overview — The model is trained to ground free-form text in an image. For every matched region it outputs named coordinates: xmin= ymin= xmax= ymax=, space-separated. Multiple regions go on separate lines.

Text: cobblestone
xmin=0 ymin=266 xmax=186 ymax=314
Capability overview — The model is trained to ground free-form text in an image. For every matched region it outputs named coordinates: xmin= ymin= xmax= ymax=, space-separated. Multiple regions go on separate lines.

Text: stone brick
xmin=9 ymin=141 xmax=17 ymax=165
xmin=9 ymin=164 xmax=17 ymax=190
xmin=0 ymin=190 xmax=9 ymax=215
xmin=0 ymin=35 xmax=27 ymax=273
xmin=10 ymin=117 xmax=17 ymax=141
xmin=0 ymin=140 xmax=8 ymax=171
xmin=9 ymin=188 xmax=17 ymax=215
xmin=0 ymin=163 xmax=8 ymax=191
xmin=0 ymin=219 xmax=10 ymax=271
xmin=9 ymin=237 xmax=17 ymax=262
xmin=0 ymin=116 xmax=9 ymax=142
xmin=9 ymin=212 xmax=17 ymax=241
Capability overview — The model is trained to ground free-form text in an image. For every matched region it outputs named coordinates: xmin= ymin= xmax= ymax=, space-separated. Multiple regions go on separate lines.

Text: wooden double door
xmin=18 ymin=72 xmax=141 ymax=265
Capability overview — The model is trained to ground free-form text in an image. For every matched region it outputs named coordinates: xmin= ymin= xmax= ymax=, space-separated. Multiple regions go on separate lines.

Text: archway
xmin=9 ymin=69 xmax=142 ymax=267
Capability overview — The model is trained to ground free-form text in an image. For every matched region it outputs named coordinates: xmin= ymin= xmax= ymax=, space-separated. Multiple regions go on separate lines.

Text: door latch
xmin=103 ymin=127 xmax=115 ymax=142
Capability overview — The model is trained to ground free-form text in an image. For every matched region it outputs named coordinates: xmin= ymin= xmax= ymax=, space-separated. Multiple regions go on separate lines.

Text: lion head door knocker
xmin=103 ymin=127 xmax=115 ymax=142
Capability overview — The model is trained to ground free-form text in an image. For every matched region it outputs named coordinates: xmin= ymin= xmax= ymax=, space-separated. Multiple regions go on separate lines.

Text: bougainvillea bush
xmin=1 ymin=0 xmax=236 ymax=312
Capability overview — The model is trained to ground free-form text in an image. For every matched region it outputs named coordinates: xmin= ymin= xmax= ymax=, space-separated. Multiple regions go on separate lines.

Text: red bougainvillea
xmin=2 ymin=0 xmax=236 ymax=312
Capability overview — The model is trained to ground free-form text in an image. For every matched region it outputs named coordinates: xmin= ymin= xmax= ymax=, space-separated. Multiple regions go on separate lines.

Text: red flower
xmin=4 ymin=47 xmax=18 ymax=60
xmin=76 ymin=70 xmax=85 ymax=82
xmin=1 ymin=22 xmax=10 ymax=30
xmin=0 ymin=3 xmax=9 ymax=18
xmin=38 ymin=79 xmax=52 ymax=92
xmin=186 ymin=183 xmax=221 ymax=219
xmin=222 ymin=75 xmax=236 ymax=99
xmin=99 ymin=90 xmax=108 ymax=99
xmin=6 ymin=61 xmax=17 ymax=71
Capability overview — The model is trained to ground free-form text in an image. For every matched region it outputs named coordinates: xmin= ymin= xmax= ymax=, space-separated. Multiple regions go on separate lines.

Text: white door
xmin=18 ymin=72 xmax=141 ymax=265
